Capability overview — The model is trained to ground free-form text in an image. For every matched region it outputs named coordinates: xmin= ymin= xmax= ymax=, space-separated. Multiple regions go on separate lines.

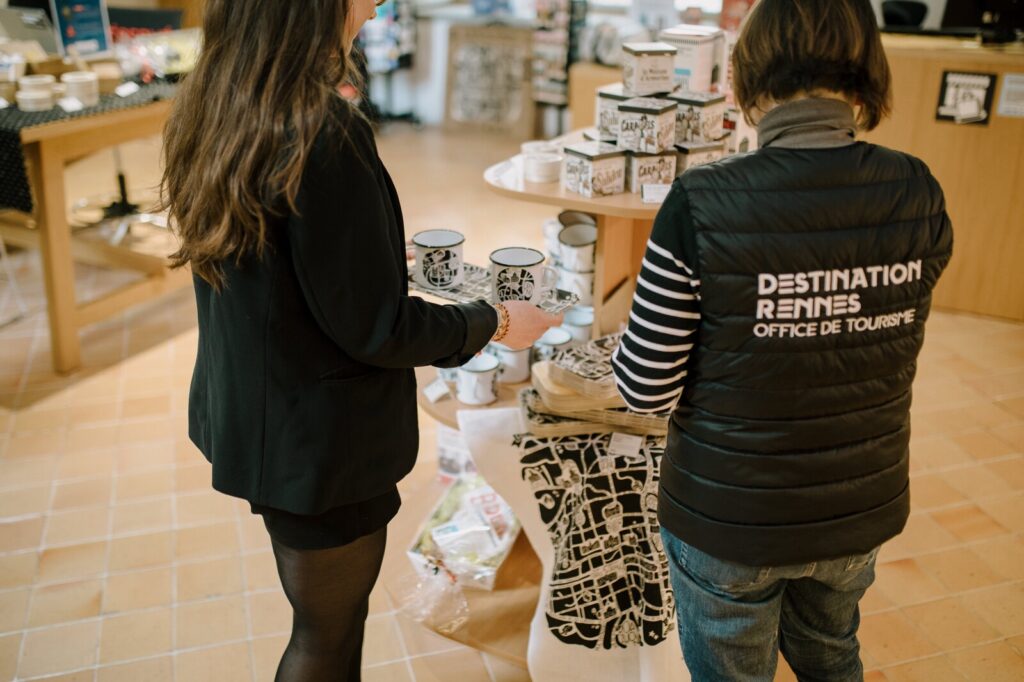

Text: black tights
xmin=269 ymin=527 xmax=387 ymax=682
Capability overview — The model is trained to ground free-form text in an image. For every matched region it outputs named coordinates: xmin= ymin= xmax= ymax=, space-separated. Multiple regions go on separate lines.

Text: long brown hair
xmin=732 ymin=0 xmax=892 ymax=130
xmin=162 ymin=0 xmax=356 ymax=289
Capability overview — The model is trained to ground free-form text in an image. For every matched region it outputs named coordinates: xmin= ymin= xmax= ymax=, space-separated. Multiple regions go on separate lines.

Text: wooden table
xmin=0 ymin=100 xmax=190 ymax=373
xmin=380 ymin=366 xmax=541 ymax=667
xmin=484 ymin=137 xmax=660 ymax=336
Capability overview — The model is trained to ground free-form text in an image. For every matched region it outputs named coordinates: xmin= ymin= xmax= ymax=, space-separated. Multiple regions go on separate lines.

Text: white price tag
xmin=0 ymin=97 xmax=8 ymax=109
xmin=115 ymin=81 xmax=141 ymax=98
xmin=608 ymin=432 xmax=643 ymax=458
xmin=423 ymin=377 xmax=451 ymax=403
xmin=641 ymin=184 xmax=672 ymax=204
xmin=57 ymin=97 xmax=84 ymax=113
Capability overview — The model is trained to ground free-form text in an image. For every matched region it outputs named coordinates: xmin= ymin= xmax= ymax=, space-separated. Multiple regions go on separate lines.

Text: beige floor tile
xmin=361 ymin=615 xmax=405 ymax=667
xmin=18 ymin=619 xmax=99 ymax=678
xmin=175 ymin=462 xmax=211 ymax=492
xmin=992 ymin=422 xmax=1024 ymax=453
xmin=176 ymin=595 xmax=248 ymax=649
xmin=66 ymin=425 xmax=119 ymax=453
xmin=940 ymin=465 xmax=1016 ymax=500
xmin=0 ymin=484 xmax=50 ymax=518
xmin=931 ymin=505 xmax=1009 ymax=542
xmin=874 ymin=559 xmax=949 ymax=607
xmin=368 ymin=581 xmax=392 ymax=616
xmin=860 ymin=585 xmax=895 ymax=615
xmin=107 ymin=531 xmax=173 ymax=571
xmin=914 ymin=547 xmax=1008 ymax=593
xmin=240 ymin=514 xmax=271 ymax=551
xmin=28 ymin=578 xmax=103 ymax=627
xmin=252 ymin=634 xmax=288 ymax=682
xmin=902 ymin=598 xmax=1001 ymax=650
xmin=115 ymin=469 xmax=174 ymax=502
xmin=952 ymin=430 xmax=1018 ymax=461
xmin=56 ymin=450 xmax=117 ymax=481
xmin=5 ymin=431 xmax=64 ymax=458
xmin=249 ymin=589 xmax=291 ymax=638
xmin=859 ymin=611 xmax=940 ymax=667
xmin=972 ymin=535 xmax=1024 ymax=580
xmin=949 ymin=642 xmax=1024 ymax=682
xmin=97 ymin=655 xmax=173 ymax=682
xmin=103 ymin=566 xmax=172 ymax=614
xmin=362 ymin=661 xmax=414 ymax=682
xmin=243 ymin=550 xmax=280 ymax=592
xmin=98 ymin=607 xmax=173 ymax=663
xmin=69 ymin=401 xmax=121 ymax=428
xmin=987 ymin=457 xmax=1024 ymax=490
xmin=174 ymin=520 xmax=239 ymax=561
xmin=878 ymin=514 xmax=959 ymax=561
xmin=14 ymin=407 xmax=70 ymax=433
xmin=118 ymin=418 xmax=173 ymax=445
xmin=978 ymin=494 xmax=1024 ymax=533
xmin=52 ymin=478 xmax=112 ymax=511
xmin=882 ymin=655 xmax=967 ymax=682
xmin=116 ymin=442 xmax=176 ymax=473
xmin=0 ymin=457 xmax=57 ymax=488
xmin=909 ymin=475 xmax=967 ymax=510
xmin=395 ymin=613 xmax=461 ymax=657
xmin=0 ymin=632 xmax=21 ymax=681
xmin=960 ymin=583 xmax=1024 ymax=637
xmin=121 ymin=395 xmax=171 ymax=420
xmin=37 ymin=540 xmax=107 ymax=583
xmin=174 ymin=641 xmax=253 ymax=682
xmin=483 ymin=653 xmax=532 ymax=681
xmin=28 ymin=670 xmax=95 ymax=682
xmin=410 ymin=648 xmax=492 ymax=682
xmin=177 ymin=555 xmax=244 ymax=602
xmin=0 ymin=587 xmax=29 ymax=632
xmin=45 ymin=507 xmax=111 ymax=546
xmin=111 ymin=498 xmax=173 ymax=536
xmin=0 ymin=552 xmax=38 ymax=589
xmin=176 ymin=490 xmax=237 ymax=526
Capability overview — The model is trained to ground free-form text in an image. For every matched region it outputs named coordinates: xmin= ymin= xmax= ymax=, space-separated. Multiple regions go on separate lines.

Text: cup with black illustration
xmin=532 ymin=326 xmax=574 ymax=363
xmin=562 ymin=307 xmax=595 ymax=342
xmin=558 ymin=223 xmax=597 ymax=273
xmin=487 ymin=342 xmax=532 ymax=383
xmin=456 ymin=354 xmax=500 ymax=405
xmin=556 ymin=267 xmax=595 ymax=307
xmin=413 ymin=229 xmax=464 ymax=290
xmin=490 ymin=247 xmax=558 ymax=305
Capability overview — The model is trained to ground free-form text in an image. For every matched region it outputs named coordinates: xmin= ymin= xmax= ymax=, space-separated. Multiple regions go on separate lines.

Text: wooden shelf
xmin=415 ymin=366 xmax=529 ymax=430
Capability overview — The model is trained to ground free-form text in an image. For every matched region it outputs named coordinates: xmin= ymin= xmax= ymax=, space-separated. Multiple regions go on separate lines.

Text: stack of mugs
xmin=520 ymin=139 xmax=564 ymax=184
xmin=13 ymin=71 xmax=101 ymax=112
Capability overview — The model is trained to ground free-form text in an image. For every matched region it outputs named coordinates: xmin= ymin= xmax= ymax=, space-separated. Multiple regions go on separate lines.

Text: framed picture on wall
xmin=49 ymin=0 xmax=112 ymax=58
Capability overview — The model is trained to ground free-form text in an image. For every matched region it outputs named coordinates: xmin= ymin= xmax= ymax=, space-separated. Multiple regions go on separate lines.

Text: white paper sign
xmin=115 ymin=81 xmax=141 ymax=98
xmin=641 ymin=183 xmax=672 ymax=204
xmin=57 ymin=97 xmax=84 ymax=113
xmin=608 ymin=432 xmax=643 ymax=458
xmin=997 ymin=73 xmax=1024 ymax=118
xmin=423 ymin=377 xmax=451 ymax=403
xmin=0 ymin=97 xmax=9 ymax=109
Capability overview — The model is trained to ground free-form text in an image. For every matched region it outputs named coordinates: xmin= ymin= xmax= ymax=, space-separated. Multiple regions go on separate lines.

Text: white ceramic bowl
xmin=16 ymin=89 xmax=54 ymax=112
xmin=521 ymin=140 xmax=560 ymax=155
xmin=524 ymin=153 xmax=563 ymax=183
xmin=61 ymin=72 xmax=100 ymax=107
xmin=18 ymin=74 xmax=55 ymax=94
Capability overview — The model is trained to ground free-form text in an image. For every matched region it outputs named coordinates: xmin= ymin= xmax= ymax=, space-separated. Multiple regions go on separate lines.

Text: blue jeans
xmin=661 ymin=529 xmax=878 ymax=682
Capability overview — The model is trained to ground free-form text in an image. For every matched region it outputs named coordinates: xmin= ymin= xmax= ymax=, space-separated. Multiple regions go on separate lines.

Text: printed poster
xmin=936 ymin=71 xmax=997 ymax=126
xmin=996 ymin=73 xmax=1024 ymax=119
xmin=50 ymin=0 xmax=111 ymax=58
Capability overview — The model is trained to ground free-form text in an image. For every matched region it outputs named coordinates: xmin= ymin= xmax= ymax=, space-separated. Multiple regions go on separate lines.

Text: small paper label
xmin=608 ymin=432 xmax=643 ymax=458
xmin=423 ymin=378 xmax=451 ymax=403
xmin=115 ymin=81 xmax=141 ymax=98
xmin=997 ymin=73 xmax=1024 ymax=118
xmin=57 ymin=97 xmax=84 ymax=112
xmin=641 ymin=184 xmax=672 ymax=204
xmin=0 ymin=97 xmax=8 ymax=109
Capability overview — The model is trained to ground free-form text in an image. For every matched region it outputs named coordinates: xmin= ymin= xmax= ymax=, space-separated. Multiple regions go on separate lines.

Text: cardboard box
xmin=617 ymin=97 xmax=677 ymax=154
xmin=563 ymin=142 xmax=627 ymax=198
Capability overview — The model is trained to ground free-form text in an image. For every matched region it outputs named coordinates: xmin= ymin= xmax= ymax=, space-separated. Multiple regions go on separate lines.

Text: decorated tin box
xmin=668 ymin=90 xmax=727 ymax=144
xmin=616 ymin=97 xmax=677 ymax=154
xmin=627 ymin=152 xmax=677 ymax=193
xmin=595 ymin=82 xmax=631 ymax=142
xmin=724 ymin=107 xmax=759 ymax=154
xmin=676 ymin=140 xmax=725 ymax=174
xmin=562 ymin=142 xmax=627 ymax=198
xmin=621 ymin=42 xmax=677 ymax=97
xmin=658 ymin=24 xmax=726 ymax=92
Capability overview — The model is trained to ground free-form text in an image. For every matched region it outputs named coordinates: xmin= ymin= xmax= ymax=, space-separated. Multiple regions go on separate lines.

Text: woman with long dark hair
xmin=162 ymin=1 xmax=560 ymax=679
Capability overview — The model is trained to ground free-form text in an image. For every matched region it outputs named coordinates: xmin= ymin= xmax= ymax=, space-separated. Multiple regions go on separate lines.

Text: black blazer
xmin=188 ymin=101 xmax=497 ymax=514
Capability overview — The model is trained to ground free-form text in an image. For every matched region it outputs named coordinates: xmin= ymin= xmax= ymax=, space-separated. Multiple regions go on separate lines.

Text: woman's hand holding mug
xmin=494 ymin=300 xmax=563 ymax=351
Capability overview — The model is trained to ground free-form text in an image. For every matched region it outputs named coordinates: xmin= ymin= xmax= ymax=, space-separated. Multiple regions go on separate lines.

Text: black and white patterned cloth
xmin=0 ymin=82 xmax=178 ymax=213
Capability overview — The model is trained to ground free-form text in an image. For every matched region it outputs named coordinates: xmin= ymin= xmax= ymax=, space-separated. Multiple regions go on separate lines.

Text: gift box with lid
xmin=676 ymin=140 xmax=726 ymax=174
xmin=724 ymin=107 xmax=759 ymax=154
xmin=594 ymin=82 xmax=631 ymax=142
xmin=563 ymin=142 xmax=627 ymax=198
xmin=621 ymin=42 xmax=677 ymax=97
xmin=616 ymin=97 xmax=677 ymax=154
xmin=658 ymin=24 xmax=726 ymax=92
xmin=668 ymin=90 xmax=727 ymax=144
xmin=627 ymin=153 xmax=677 ymax=193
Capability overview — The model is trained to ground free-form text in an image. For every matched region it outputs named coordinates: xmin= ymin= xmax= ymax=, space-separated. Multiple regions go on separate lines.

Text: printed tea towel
xmin=458 ymin=408 xmax=689 ymax=682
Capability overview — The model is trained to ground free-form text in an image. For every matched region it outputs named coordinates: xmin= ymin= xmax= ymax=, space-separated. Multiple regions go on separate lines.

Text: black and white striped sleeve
xmin=612 ymin=183 xmax=700 ymax=413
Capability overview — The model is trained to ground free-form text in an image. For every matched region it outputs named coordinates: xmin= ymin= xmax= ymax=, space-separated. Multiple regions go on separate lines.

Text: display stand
xmin=484 ymin=130 xmax=660 ymax=337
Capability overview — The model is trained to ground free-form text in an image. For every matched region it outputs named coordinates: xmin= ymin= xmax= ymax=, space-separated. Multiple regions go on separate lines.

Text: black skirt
xmin=250 ymin=487 xmax=401 ymax=550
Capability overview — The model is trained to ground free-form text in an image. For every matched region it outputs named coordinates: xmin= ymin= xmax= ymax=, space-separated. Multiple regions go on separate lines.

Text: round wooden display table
xmin=484 ymin=129 xmax=661 ymax=337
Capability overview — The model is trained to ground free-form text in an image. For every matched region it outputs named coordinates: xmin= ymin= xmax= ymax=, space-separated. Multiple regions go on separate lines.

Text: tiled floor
xmin=0 ymin=125 xmax=1022 ymax=681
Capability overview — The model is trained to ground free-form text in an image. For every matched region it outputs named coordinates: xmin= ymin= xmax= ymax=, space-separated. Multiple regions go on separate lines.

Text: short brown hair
xmin=731 ymin=0 xmax=892 ymax=130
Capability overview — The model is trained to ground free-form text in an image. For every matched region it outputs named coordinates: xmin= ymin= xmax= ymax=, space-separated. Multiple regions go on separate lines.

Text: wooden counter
xmin=568 ymin=35 xmax=1024 ymax=320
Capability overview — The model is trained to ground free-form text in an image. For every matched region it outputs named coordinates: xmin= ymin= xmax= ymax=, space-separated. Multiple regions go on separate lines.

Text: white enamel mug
xmin=558 ymin=223 xmax=597 ymax=273
xmin=60 ymin=71 xmax=100 ymax=107
xmin=556 ymin=266 xmax=595 ymax=306
xmin=18 ymin=74 xmax=55 ymax=95
xmin=456 ymin=354 xmax=500 ymax=405
xmin=413 ymin=229 xmax=465 ymax=290
xmin=533 ymin=326 xmax=574 ymax=363
xmin=490 ymin=247 xmax=558 ymax=305
xmin=488 ymin=342 xmax=532 ymax=384
xmin=563 ymin=307 xmax=595 ymax=343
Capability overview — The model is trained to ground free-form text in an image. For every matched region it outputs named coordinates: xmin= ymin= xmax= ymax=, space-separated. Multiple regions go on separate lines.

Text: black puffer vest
xmin=658 ymin=131 xmax=953 ymax=566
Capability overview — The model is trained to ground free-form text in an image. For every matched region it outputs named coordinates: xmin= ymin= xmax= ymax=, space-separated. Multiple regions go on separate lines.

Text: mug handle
xmin=538 ymin=265 xmax=559 ymax=302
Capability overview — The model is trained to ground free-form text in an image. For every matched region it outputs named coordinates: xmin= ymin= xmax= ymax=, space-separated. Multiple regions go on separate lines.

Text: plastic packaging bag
xmin=395 ymin=558 xmax=470 ymax=636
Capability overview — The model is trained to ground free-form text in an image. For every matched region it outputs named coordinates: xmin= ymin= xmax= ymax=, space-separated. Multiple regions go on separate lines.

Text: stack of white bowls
xmin=60 ymin=71 xmax=100 ymax=108
xmin=16 ymin=75 xmax=56 ymax=112
xmin=521 ymin=139 xmax=563 ymax=184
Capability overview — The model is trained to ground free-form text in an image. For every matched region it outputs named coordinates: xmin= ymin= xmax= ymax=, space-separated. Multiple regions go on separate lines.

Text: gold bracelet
xmin=492 ymin=303 xmax=510 ymax=343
